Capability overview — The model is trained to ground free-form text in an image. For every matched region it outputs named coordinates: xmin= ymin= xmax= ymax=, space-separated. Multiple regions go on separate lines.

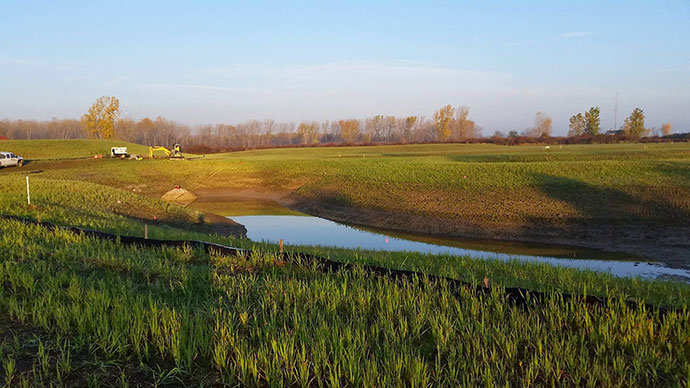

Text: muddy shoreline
xmin=192 ymin=188 xmax=690 ymax=268
xmin=201 ymin=212 xmax=247 ymax=237
xmin=292 ymin=199 xmax=690 ymax=269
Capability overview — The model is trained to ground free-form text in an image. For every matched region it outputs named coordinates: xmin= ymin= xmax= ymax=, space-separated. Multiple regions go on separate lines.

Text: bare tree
xmin=383 ymin=115 xmax=397 ymax=141
xmin=413 ymin=117 xmax=436 ymax=142
xmin=399 ymin=116 xmax=417 ymax=142
xmin=298 ymin=122 xmax=319 ymax=144
xmin=261 ymin=119 xmax=275 ymax=146
xmin=523 ymin=111 xmax=552 ymax=137
xmin=452 ymin=106 xmax=479 ymax=139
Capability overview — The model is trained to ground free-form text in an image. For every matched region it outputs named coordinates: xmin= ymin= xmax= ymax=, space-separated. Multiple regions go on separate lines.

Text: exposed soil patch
xmin=122 ymin=203 xmax=247 ymax=238
xmin=168 ymin=186 xmax=690 ymax=267
xmin=292 ymin=197 xmax=690 ymax=268
xmin=194 ymin=187 xmax=294 ymax=205
xmin=123 ymin=187 xmax=248 ymax=237
xmin=192 ymin=187 xmax=298 ymax=216
xmin=201 ymin=211 xmax=248 ymax=237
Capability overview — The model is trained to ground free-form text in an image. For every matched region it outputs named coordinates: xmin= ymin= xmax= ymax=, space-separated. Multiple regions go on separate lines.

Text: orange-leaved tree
xmin=433 ymin=104 xmax=454 ymax=141
xmin=339 ymin=120 xmax=360 ymax=144
xmin=82 ymin=96 xmax=120 ymax=139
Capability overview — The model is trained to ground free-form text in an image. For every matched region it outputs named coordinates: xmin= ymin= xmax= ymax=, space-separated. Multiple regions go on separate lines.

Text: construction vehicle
xmin=110 ymin=146 xmax=129 ymax=158
xmin=148 ymin=143 xmax=183 ymax=159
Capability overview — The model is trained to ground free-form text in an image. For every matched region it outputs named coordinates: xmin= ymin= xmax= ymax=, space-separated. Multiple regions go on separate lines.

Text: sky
xmin=1 ymin=0 xmax=689 ymax=135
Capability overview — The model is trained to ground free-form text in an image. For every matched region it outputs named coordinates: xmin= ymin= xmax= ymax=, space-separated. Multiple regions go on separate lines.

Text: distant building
xmin=605 ymin=129 xmax=624 ymax=135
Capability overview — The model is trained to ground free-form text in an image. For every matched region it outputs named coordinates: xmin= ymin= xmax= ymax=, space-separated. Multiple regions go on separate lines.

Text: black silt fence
xmin=3 ymin=215 xmax=679 ymax=316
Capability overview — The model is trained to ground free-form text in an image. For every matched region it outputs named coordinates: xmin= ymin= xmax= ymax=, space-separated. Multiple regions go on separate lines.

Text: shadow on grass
xmin=27 ymin=198 xmax=246 ymax=238
xmin=528 ymin=172 xmax=690 ymax=224
xmin=521 ymin=173 xmax=690 ymax=262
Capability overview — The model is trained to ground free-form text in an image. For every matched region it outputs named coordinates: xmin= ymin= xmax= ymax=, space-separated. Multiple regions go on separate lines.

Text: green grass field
xmin=1 ymin=219 xmax=689 ymax=387
xmin=5 ymin=140 xmax=688 ymax=263
xmin=1 ymin=139 xmax=150 ymax=160
xmin=1 ymin=171 xmax=687 ymax=305
xmin=1 ymin=140 xmax=689 ymax=386
xmin=12 ymin=143 xmax=690 ymax=221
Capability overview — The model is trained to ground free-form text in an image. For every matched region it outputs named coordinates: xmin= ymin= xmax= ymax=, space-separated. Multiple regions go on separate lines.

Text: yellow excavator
xmin=149 ymin=143 xmax=183 ymax=159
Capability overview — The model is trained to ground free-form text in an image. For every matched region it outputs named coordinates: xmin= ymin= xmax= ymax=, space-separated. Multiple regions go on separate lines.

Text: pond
xmin=232 ymin=215 xmax=690 ymax=281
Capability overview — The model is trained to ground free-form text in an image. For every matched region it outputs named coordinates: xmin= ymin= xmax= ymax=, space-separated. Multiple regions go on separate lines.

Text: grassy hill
xmin=0 ymin=175 xmax=244 ymax=239
xmin=0 ymin=139 xmax=150 ymax=160
xmin=6 ymin=140 xmax=688 ymax=264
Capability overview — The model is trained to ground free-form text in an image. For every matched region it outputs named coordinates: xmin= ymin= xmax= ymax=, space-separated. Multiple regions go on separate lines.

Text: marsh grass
xmin=1 ymin=220 xmax=689 ymax=387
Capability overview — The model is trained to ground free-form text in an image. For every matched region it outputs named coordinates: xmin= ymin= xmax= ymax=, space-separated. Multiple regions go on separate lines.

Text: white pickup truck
xmin=0 ymin=152 xmax=24 ymax=167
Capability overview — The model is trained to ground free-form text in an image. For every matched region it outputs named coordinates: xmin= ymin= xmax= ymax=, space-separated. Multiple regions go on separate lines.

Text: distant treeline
xmin=1 ymin=101 xmax=687 ymax=148
xmin=0 ymin=110 xmax=472 ymax=147
xmin=182 ymin=133 xmax=688 ymax=154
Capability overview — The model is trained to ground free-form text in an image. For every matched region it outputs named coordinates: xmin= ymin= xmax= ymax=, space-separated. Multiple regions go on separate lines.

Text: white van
xmin=0 ymin=152 xmax=24 ymax=167
xmin=111 ymin=147 xmax=128 ymax=157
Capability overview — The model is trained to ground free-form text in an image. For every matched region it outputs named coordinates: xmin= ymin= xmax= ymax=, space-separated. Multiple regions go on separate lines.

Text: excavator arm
xmin=149 ymin=146 xmax=171 ymax=158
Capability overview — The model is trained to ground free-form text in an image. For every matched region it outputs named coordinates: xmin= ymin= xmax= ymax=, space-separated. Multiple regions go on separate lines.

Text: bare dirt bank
xmin=191 ymin=188 xmax=298 ymax=216
xmin=146 ymin=188 xmax=248 ymax=237
xmin=192 ymin=188 xmax=690 ymax=267
xmin=291 ymin=198 xmax=690 ymax=269
xmin=200 ymin=212 xmax=247 ymax=237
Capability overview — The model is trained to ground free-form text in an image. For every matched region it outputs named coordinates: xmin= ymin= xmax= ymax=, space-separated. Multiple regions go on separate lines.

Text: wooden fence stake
xmin=144 ymin=224 xmax=148 ymax=239
xmin=279 ymin=239 xmax=283 ymax=253
xmin=26 ymin=176 xmax=30 ymax=205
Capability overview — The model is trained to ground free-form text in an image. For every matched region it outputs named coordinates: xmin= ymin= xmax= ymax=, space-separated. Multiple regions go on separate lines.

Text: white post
xmin=26 ymin=176 xmax=30 ymax=205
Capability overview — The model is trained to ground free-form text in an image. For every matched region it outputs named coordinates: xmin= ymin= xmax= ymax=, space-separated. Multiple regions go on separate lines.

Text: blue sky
xmin=1 ymin=1 xmax=689 ymax=134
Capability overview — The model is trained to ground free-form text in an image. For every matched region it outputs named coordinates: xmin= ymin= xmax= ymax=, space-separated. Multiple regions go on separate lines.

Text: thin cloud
xmin=0 ymin=57 xmax=80 ymax=71
xmin=560 ymin=31 xmax=592 ymax=39
xmin=133 ymin=82 xmax=271 ymax=94
xmin=509 ymin=38 xmax=549 ymax=47
xmin=0 ymin=57 xmax=42 ymax=66
xmin=104 ymin=73 xmax=137 ymax=88
xmin=202 ymin=61 xmax=511 ymax=84
xmin=511 ymin=31 xmax=592 ymax=46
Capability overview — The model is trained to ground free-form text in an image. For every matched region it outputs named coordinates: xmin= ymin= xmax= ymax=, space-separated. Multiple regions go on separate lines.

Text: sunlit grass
xmin=0 ymin=139 xmax=151 ymax=160
xmin=1 ymin=160 xmax=688 ymax=306
xmin=0 ymin=220 xmax=688 ymax=386
xmin=5 ymin=142 xmax=686 ymax=230
xmin=1 ymin=161 xmax=690 ymax=385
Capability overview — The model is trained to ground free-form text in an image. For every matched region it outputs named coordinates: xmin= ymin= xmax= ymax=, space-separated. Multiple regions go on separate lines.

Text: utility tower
xmin=614 ymin=92 xmax=618 ymax=131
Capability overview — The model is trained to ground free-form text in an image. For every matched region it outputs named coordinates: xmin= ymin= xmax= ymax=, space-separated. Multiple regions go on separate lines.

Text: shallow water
xmin=231 ymin=215 xmax=690 ymax=281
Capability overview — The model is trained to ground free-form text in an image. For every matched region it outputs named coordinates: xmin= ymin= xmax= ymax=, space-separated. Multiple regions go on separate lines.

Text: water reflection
xmin=231 ymin=215 xmax=690 ymax=281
